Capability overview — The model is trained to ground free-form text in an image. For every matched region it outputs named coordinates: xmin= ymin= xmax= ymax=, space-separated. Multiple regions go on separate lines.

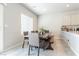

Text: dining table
xmin=39 ymin=33 xmax=54 ymax=50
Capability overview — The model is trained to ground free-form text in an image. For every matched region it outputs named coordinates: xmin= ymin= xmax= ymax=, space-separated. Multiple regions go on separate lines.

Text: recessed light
xmin=66 ymin=4 xmax=70 ymax=7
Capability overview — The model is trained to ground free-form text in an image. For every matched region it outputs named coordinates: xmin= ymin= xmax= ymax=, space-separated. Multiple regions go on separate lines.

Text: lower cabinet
xmin=61 ymin=31 xmax=79 ymax=56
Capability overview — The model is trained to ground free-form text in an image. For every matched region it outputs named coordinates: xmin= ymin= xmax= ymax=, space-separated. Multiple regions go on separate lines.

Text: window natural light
xmin=21 ymin=14 xmax=33 ymax=32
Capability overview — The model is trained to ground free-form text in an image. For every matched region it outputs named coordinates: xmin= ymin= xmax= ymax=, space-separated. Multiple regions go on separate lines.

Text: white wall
xmin=3 ymin=3 xmax=37 ymax=50
xmin=0 ymin=4 xmax=4 ymax=52
xmin=38 ymin=13 xmax=64 ymax=38
xmin=38 ymin=10 xmax=79 ymax=38
xmin=33 ymin=16 xmax=38 ymax=31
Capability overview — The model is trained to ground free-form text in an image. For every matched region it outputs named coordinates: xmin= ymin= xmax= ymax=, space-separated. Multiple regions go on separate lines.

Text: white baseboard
xmin=68 ymin=43 xmax=79 ymax=56
xmin=0 ymin=42 xmax=22 ymax=53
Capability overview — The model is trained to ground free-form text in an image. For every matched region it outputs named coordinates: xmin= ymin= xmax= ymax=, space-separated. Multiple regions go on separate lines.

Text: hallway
xmin=0 ymin=37 xmax=76 ymax=56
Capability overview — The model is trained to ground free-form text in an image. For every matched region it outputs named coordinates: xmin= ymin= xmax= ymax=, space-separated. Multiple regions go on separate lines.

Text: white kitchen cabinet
xmin=71 ymin=14 xmax=79 ymax=25
xmin=61 ymin=31 xmax=79 ymax=56
xmin=63 ymin=13 xmax=79 ymax=26
xmin=63 ymin=15 xmax=71 ymax=25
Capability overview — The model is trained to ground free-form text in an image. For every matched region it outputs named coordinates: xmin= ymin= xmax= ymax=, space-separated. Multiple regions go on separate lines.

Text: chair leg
xmin=22 ymin=39 xmax=25 ymax=48
xmin=38 ymin=47 xmax=40 ymax=56
xmin=31 ymin=46 xmax=33 ymax=50
xmin=28 ymin=45 xmax=30 ymax=56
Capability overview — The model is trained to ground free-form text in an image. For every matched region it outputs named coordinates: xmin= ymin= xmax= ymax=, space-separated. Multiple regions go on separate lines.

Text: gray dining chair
xmin=28 ymin=32 xmax=40 ymax=56
xmin=22 ymin=31 xmax=29 ymax=48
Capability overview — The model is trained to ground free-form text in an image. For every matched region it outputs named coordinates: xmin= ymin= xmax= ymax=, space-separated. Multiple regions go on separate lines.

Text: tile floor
xmin=0 ymin=38 xmax=76 ymax=56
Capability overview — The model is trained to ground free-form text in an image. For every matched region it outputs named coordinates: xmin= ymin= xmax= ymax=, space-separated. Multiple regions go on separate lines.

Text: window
xmin=21 ymin=14 xmax=33 ymax=32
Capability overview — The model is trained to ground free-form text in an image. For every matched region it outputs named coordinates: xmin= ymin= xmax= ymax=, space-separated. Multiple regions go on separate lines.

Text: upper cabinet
xmin=63 ymin=15 xmax=71 ymax=25
xmin=63 ymin=13 xmax=79 ymax=25
xmin=71 ymin=14 xmax=79 ymax=25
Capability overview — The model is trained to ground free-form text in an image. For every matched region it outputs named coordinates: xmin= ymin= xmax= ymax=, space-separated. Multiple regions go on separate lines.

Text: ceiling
xmin=24 ymin=3 xmax=79 ymax=15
